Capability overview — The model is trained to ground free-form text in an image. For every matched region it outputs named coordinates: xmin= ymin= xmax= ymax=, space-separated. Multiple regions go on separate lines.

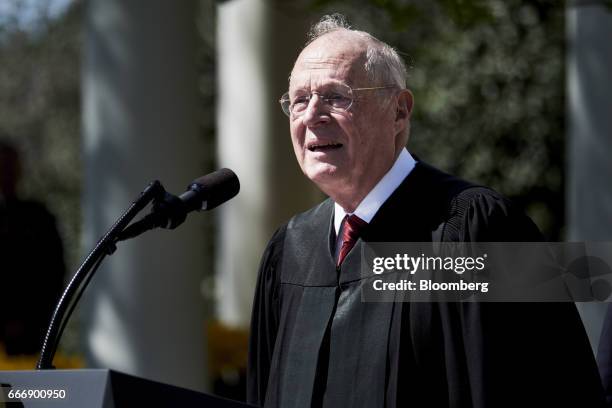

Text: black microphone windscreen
xmin=191 ymin=168 xmax=240 ymax=211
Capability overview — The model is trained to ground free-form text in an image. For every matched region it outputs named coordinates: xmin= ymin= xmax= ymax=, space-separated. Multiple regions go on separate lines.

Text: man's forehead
xmin=290 ymin=35 xmax=369 ymax=87
xmin=291 ymin=56 xmax=355 ymax=81
xmin=289 ymin=64 xmax=357 ymax=90
xmin=297 ymin=33 xmax=367 ymax=65
xmin=298 ymin=56 xmax=350 ymax=70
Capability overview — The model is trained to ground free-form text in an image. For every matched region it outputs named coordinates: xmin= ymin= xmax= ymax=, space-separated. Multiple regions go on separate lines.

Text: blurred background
xmin=0 ymin=0 xmax=610 ymax=402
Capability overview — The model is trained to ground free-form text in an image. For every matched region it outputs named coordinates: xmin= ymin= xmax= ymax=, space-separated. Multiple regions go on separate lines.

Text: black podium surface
xmin=0 ymin=369 xmax=252 ymax=407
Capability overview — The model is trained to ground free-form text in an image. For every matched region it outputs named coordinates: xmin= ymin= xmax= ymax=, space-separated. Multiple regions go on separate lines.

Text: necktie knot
xmin=337 ymin=215 xmax=367 ymax=267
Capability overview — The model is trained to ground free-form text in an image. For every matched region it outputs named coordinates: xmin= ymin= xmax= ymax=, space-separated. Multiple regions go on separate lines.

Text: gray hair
xmin=306 ymin=13 xmax=408 ymax=89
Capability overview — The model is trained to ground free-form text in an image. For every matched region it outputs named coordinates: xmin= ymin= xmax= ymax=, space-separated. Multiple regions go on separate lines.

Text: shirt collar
xmin=334 ymin=148 xmax=416 ymax=235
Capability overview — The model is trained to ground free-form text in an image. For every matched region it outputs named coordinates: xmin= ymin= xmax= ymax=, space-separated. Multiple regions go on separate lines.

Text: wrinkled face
xmin=288 ymin=32 xmax=401 ymax=204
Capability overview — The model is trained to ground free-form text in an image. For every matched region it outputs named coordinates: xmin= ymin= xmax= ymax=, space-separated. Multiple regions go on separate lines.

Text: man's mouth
xmin=307 ymin=142 xmax=343 ymax=152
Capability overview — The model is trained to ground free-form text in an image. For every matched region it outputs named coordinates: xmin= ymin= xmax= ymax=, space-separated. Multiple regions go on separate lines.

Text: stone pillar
xmin=567 ymin=1 xmax=612 ymax=354
xmin=216 ymin=1 xmax=319 ymax=328
xmin=82 ymin=0 xmax=208 ymax=391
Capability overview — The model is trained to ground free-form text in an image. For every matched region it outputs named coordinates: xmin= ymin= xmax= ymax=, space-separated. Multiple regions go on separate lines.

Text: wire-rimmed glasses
xmin=279 ymin=83 xmax=397 ymax=117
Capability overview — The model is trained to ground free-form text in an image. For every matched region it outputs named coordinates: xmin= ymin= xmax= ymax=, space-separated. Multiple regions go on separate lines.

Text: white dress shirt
xmin=334 ymin=148 xmax=416 ymax=257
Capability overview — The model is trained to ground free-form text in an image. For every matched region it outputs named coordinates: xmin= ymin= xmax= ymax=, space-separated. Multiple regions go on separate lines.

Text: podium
xmin=0 ymin=369 xmax=253 ymax=407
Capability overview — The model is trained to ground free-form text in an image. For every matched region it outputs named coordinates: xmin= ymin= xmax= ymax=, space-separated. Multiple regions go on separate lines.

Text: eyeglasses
xmin=279 ymin=83 xmax=397 ymax=117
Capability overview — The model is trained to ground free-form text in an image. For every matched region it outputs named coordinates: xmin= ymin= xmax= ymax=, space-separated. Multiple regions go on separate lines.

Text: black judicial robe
xmin=247 ymin=162 xmax=605 ymax=408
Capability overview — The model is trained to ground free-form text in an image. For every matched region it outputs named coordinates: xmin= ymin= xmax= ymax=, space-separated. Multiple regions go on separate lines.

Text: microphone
xmin=177 ymin=168 xmax=240 ymax=213
xmin=117 ymin=168 xmax=239 ymax=241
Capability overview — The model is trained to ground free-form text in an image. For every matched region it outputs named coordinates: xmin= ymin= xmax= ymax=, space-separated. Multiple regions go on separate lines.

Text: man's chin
xmin=304 ymin=164 xmax=343 ymax=187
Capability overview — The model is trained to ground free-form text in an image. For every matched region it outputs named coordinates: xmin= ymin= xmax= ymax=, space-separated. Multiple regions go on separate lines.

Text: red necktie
xmin=337 ymin=214 xmax=367 ymax=267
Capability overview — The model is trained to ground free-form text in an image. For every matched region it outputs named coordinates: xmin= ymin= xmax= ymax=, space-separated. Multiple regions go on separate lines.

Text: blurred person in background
xmin=0 ymin=139 xmax=65 ymax=357
xmin=247 ymin=14 xmax=604 ymax=407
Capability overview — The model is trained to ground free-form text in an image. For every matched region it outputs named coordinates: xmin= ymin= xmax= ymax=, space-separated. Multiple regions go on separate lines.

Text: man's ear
xmin=394 ymin=89 xmax=414 ymax=134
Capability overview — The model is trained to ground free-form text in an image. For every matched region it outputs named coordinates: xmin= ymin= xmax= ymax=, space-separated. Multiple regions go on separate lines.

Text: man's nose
xmin=301 ymin=94 xmax=330 ymax=127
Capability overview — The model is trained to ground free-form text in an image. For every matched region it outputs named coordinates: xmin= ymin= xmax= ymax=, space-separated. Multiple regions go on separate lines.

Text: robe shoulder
xmin=374 ymin=161 xmax=543 ymax=242
xmin=440 ymin=184 xmax=544 ymax=242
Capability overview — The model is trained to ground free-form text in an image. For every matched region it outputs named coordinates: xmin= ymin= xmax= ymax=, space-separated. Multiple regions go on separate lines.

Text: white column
xmin=567 ymin=1 xmax=612 ymax=354
xmin=216 ymin=0 xmax=269 ymax=329
xmin=82 ymin=0 xmax=208 ymax=391
xmin=216 ymin=1 xmax=319 ymax=328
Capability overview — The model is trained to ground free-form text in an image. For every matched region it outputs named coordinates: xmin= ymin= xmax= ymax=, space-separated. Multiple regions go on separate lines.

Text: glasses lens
xmin=281 ymin=84 xmax=355 ymax=117
xmin=279 ymin=93 xmax=291 ymax=117
xmin=321 ymin=84 xmax=353 ymax=112
xmin=289 ymin=94 xmax=311 ymax=115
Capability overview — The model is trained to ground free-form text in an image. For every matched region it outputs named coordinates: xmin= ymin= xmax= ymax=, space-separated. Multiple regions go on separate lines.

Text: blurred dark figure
xmin=0 ymin=141 xmax=65 ymax=356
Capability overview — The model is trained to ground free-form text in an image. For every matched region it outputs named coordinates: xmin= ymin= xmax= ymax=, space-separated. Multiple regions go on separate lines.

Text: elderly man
xmin=248 ymin=15 xmax=604 ymax=408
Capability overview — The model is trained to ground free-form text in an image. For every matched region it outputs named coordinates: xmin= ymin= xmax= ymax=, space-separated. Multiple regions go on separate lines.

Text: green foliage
xmin=309 ymin=0 xmax=566 ymax=239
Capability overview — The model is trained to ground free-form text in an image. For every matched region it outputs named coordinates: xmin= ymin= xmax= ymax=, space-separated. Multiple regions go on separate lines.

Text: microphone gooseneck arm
xmin=37 ymin=180 xmax=166 ymax=369
xmin=36 ymin=169 xmax=240 ymax=370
